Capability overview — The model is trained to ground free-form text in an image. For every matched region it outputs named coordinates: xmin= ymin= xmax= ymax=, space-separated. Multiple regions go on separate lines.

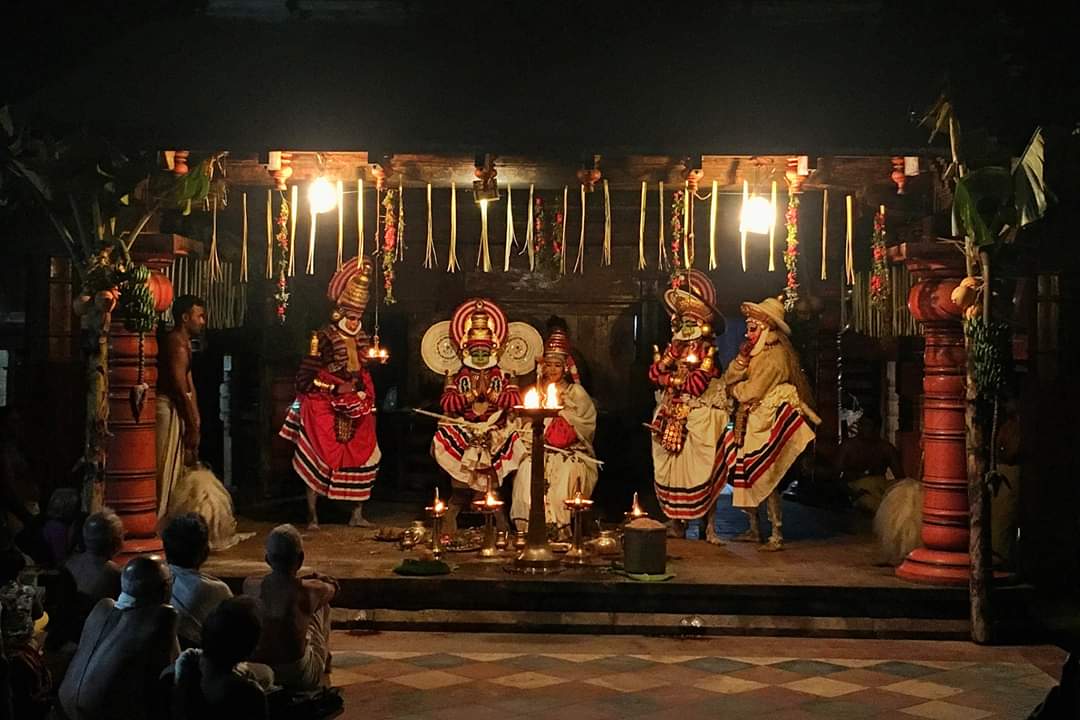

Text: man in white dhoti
xmin=157 ymin=295 xmax=206 ymax=520
xmin=711 ymin=296 xmax=819 ymax=551
xmin=511 ymin=320 xmax=598 ymax=535
xmin=157 ymin=295 xmax=248 ymax=550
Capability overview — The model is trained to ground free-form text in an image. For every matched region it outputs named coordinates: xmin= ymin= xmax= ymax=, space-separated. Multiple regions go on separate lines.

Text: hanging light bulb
xmin=740 ymin=194 xmax=774 ymax=235
xmin=308 ymin=176 xmax=338 ymax=214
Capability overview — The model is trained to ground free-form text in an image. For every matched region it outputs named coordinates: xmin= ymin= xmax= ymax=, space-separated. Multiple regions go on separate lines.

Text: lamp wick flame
xmin=523 ymin=387 xmax=540 ymax=408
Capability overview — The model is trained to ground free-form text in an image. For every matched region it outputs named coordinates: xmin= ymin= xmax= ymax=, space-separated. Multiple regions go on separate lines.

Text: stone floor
xmin=326 ymin=631 xmax=1065 ymax=720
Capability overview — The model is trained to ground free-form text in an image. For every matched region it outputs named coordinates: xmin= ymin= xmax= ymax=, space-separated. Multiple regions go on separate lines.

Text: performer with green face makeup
xmin=648 ymin=270 xmax=730 ymax=542
xmin=429 ymin=298 xmax=527 ymax=534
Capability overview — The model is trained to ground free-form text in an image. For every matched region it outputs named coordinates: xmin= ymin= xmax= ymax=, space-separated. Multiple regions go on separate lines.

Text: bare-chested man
xmin=157 ymin=295 xmax=207 ymax=518
xmin=243 ymin=524 xmax=336 ymax=691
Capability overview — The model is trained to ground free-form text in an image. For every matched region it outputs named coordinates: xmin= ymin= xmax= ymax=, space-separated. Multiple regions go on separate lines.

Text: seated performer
xmin=244 ymin=524 xmax=335 ymax=692
xmin=429 ymin=299 xmax=526 ymax=534
xmin=648 ymin=270 xmax=729 ymax=541
xmin=280 ymin=258 xmax=381 ymax=529
xmin=510 ymin=319 xmax=598 ymax=535
xmin=59 ymin=556 xmax=179 ymax=720
xmin=712 ymin=296 xmax=819 ymax=551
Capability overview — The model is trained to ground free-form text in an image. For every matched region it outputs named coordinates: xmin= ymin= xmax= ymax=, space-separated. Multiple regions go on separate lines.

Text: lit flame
xmin=485 ymin=492 xmax=498 ymax=507
xmin=430 ymin=487 xmax=446 ymax=515
xmin=523 ymin=387 xmax=541 ymax=408
xmin=629 ymin=491 xmax=645 ymax=518
xmin=685 ymin=352 xmax=699 ymax=364
xmin=545 ymin=383 xmax=559 ymax=408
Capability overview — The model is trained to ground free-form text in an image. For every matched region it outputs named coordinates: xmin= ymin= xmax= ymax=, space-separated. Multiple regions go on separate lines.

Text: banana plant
xmin=920 ymin=94 xmax=1055 ymax=644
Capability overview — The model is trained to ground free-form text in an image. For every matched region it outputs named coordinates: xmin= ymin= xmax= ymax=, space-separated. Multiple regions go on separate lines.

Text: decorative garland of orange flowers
xmin=782 ymin=192 xmax=800 ymax=311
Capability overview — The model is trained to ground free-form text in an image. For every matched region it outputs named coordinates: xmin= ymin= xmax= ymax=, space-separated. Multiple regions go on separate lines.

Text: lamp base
xmin=508 ymin=545 xmax=563 ymax=574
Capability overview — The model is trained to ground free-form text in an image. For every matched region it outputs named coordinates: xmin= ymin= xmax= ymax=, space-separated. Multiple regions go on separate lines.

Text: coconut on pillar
xmin=106 ymin=233 xmax=195 ymax=560
xmin=893 ymin=241 xmax=969 ymax=585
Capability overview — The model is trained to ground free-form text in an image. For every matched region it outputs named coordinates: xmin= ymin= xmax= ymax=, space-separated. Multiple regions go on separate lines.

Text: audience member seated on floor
xmin=65 ymin=510 xmax=123 ymax=602
xmin=0 ymin=408 xmax=50 ymax=565
xmin=173 ymin=596 xmax=270 ymax=720
xmin=163 ymin=513 xmax=233 ymax=649
xmin=59 ymin=555 xmax=179 ymax=720
xmin=41 ymin=488 xmax=81 ymax=567
xmin=243 ymin=524 xmax=337 ymax=691
xmin=0 ymin=539 xmax=51 ymax=720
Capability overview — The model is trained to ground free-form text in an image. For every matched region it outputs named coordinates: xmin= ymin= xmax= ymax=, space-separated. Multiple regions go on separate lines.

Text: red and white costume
xmin=280 ymin=259 xmax=381 ymax=502
xmin=429 ymin=299 xmax=526 ymax=491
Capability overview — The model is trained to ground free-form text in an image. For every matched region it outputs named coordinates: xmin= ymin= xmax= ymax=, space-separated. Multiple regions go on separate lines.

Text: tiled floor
xmin=326 ymin=632 xmax=1063 ymax=719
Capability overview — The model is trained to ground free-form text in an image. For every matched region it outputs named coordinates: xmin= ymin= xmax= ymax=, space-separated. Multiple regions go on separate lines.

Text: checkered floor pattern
xmin=329 ymin=649 xmax=1055 ymax=719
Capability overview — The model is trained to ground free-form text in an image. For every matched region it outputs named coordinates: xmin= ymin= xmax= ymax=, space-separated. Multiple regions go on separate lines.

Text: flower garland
xmin=531 ymin=194 xmax=564 ymax=278
xmin=783 ymin=193 xmax=800 ymax=311
xmin=870 ymin=206 xmax=889 ymax=311
xmin=273 ymin=191 xmax=290 ymax=323
xmin=669 ymin=189 xmax=684 ymax=285
xmin=382 ymin=189 xmax=398 ymax=304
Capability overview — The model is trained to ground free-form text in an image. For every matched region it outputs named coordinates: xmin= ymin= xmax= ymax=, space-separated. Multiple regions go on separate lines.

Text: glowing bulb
xmin=740 ymin=195 xmax=774 ymax=235
xmin=308 ymin=176 xmax=338 ymax=214
xmin=523 ymin=388 xmax=540 ymax=408
xmin=545 ymin=383 xmax=560 ymax=408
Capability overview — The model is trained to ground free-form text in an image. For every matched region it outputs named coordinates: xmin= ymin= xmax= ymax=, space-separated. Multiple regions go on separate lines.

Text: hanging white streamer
xmin=240 ymin=192 xmax=249 ymax=282
xmin=708 ymin=180 xmax=718 ymax=270
xmin=336 ymin=180 xmax=344 ymax=269
xmin=526 ymin=184 xmax=535 ymax=270
xmin=503 ymin=184 xmax=516 ymax=271
xmin=821 ymin=189 xmax=829 ymax=281
xmin=306 ymin=199 xmax=316 ymax=275
xmin=288 ymin=185 xmax=297 ymax=277
xmin=658 ymin=181 xmax=667 ymax=271
xmin=768 ymin=180 xmax=777 ymax=272
xmin=602 ymin=179 xmax=612 ymax=267
xmin=209 ymin=196 xmax=222 ymax=282
xmin=638 ymin=181 xmax=647 ymax=270
xmin=265 ymin=190 xmax=273 ymax=279
xmin=740 ymin=180 xmax=748 ymax=272
xmin=477 ymin=199 xmax=493 ymax=272
xmin=447 ymin=182 xmax=459 ymax=273
xmin=573 ymin=184 xmax=586 ymax=274
xmin=424 ymin=183 xmax=437 ymax=269
xmin=357 ymin=178 xmax=364 ymax=268
xmin=683 ymin=181 xmax=691 ymax=268
xmin=560 ymin=186 xmax=568 ymax=275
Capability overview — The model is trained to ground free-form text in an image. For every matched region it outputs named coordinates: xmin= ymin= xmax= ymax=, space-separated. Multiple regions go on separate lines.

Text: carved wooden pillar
xmin=106 ymin=234 xmax=190 ymax=560
xmin=895 ymin=242 xmax=969 ymax=585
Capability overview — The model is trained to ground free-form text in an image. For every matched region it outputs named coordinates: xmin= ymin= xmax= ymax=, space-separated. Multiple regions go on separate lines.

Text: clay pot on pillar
xmin=894 ymin=243 xmax=969 ymax=585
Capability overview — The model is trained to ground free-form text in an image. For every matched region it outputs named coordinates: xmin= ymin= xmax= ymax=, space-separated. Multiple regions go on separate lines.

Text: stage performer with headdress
xmin=280 ymin=258 xmax=380 ymax=529
xmin=711 ymin=296 xmax=820 ymax=551
xmin=510 ymin=317 xmax=599 ymax=536
xmin=648 ymin=270 xmax=729 ymax=542
xmin=424 ymin=299 xmax=541 ymax=535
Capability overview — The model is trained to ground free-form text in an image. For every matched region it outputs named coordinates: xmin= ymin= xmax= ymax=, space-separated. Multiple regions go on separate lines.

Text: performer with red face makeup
xmin=280 ymin=258 xmax=381 ymax=530
xmin=711 ymin=296 xmax=819 ymax=551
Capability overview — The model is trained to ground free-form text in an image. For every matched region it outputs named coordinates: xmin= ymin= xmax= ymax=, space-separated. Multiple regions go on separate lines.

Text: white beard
xmin=337 ymin=318 xmax=361 ymax=336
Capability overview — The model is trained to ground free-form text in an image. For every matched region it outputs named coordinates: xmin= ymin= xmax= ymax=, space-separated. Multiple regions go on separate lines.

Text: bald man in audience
xmin=243 ymin=524 xmax=337 ymax=691
xmin=59 ymin=556 xmax=179 ymax=720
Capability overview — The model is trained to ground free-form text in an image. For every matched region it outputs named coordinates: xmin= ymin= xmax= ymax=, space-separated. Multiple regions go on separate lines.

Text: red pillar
xmin=895 ymin=242 xmax=969 ymax=585
xmin=106 ymin=234 xmax=190 ymax=560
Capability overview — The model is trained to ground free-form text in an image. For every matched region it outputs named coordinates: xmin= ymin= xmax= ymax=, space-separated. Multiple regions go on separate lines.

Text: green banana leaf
xmin=953 ymin=167 xmax=1015 ymax=248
